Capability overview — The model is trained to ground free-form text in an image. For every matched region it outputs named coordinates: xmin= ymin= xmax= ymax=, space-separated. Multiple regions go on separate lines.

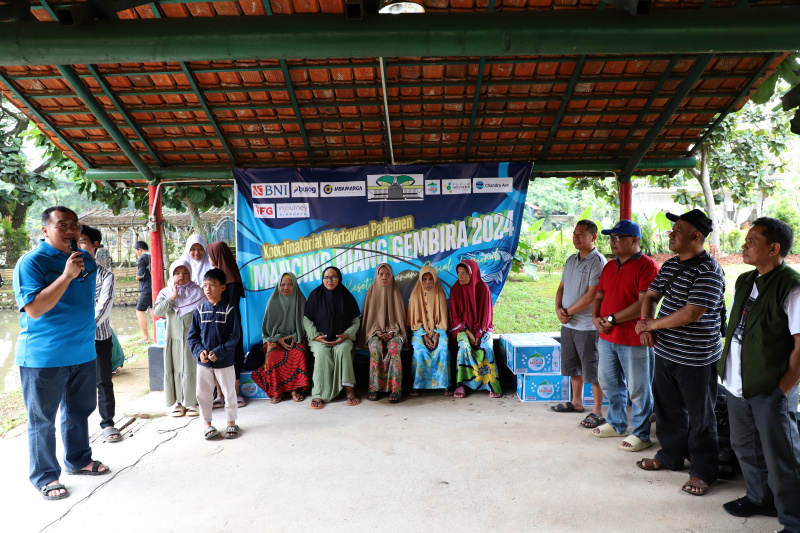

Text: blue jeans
xmin=598 ymin=339 xmax=654 ymax=440
xmin=20 ymin=361 xmax=96 ymax=489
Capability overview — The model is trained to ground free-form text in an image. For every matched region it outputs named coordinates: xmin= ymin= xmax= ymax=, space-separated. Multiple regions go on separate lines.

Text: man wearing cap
xmin=718 ymin=217 xmax=800 ymax=533
xmin=635 ymin=209 xmax=726 ymax=497
xmin=591 ymin=220 xmax=659 ymax=450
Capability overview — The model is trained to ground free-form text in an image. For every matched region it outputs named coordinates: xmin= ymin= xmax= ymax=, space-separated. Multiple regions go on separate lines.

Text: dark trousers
xmin=653 ymin=357 xmax=719 ymax=484
xmin=727 ymin=385 xmax=800 ymax=532
xmin=20 ymin=361 xmax=96 ymax=489
xmin=225 ymin=281 xmax=245 ymax=381
xmin=95 ymin=337 xmax=115 ymax=429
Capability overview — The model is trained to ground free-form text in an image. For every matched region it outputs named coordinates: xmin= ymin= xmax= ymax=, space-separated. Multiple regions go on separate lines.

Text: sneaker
xmin=723 ymin=495 xmax=777 ymax=518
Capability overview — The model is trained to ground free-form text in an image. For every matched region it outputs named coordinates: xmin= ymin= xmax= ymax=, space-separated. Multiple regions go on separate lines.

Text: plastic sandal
xmin=224 ymin=425 xmax=240 ymax=439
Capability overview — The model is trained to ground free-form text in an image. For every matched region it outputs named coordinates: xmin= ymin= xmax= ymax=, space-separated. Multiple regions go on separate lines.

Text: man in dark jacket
xmin=718 ymin=217 xmax=800 ymax=533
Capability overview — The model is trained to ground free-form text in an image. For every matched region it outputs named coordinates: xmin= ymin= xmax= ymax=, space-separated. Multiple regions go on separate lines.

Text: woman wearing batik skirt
xmin=406 ymin=265 xmax=450 ymax=396
xmin=357 ymin=263 xmax=407 ymax=404
xmin=448 ymin=259 xmax=502 ymax=399
xmin=252 ymin=272 xmax=310 ymax=404
xmin=154 ymin=259 xmax=206 ymax=416
xmin=303 ymin=266 xmax=361 ymax=409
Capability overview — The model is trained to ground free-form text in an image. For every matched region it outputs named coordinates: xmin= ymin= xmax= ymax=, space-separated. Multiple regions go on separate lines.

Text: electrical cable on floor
xmin=37 ymin=417 xmax=197 ymax=533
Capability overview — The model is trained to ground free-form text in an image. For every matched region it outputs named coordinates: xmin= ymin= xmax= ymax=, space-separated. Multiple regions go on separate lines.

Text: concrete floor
xmin=0 ymin=362 xmax=786 ymax=533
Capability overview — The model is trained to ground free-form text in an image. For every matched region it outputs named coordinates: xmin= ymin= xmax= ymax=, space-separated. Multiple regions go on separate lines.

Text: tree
xmin=0 ymin=96 xmax=60 ymax=229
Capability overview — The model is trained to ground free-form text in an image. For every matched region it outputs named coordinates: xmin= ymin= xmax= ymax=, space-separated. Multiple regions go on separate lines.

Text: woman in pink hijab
xmin=448 ymin=259 xmax=502 ymax=399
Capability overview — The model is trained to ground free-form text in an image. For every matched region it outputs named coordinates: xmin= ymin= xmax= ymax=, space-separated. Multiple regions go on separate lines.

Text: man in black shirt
xmin=134 ymin=241 xmax=152 ymax=344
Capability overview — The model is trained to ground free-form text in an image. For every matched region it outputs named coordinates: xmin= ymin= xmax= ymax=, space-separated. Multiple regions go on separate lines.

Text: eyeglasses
xmin=48 ymin=223 xmax=80 ymax=231
xmin=608 ymin=234 xmax=633 ymax=241
xmin=323 ymin=276 xmax=338 ymax=281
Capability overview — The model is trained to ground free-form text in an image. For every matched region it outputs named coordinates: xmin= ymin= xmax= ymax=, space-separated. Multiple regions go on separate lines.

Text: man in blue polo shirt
xmin=14 ymin=206 xmax=110 ymax=501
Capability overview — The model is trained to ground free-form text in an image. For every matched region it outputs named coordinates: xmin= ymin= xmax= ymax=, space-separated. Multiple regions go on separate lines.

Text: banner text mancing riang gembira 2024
xmin=234 ymin=163 xmax=532 ymax=350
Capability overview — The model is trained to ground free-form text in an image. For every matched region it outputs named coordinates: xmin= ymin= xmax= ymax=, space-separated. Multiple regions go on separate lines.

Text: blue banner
xmin=234 ymin=163 xmax=531 ymax=351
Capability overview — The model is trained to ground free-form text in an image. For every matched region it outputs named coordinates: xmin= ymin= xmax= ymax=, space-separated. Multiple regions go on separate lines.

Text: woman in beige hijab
xmin=407 ymin=265 xmax=450 ymax=395
xmin=357 ymin=263 xmax=407 ymax=404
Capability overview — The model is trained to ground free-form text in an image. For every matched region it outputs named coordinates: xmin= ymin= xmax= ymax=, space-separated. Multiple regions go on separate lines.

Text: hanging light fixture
xmin=378 ymin=0 xmax=425 ymax=14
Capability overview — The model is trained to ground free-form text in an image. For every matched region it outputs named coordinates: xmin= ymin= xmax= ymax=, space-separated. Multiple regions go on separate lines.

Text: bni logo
xmin=252 ymin=183 xmax=290 ymax=199
xmin=253 ymin=204 xmax=275 ymax=218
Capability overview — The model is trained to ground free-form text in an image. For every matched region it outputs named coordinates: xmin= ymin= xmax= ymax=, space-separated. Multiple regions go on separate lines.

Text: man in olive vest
xmin=718 ymin=217 xmax=800 ymax=533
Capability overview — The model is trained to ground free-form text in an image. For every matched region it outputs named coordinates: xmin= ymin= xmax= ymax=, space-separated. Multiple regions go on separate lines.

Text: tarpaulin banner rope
xmin=234 ymin=162 xmax=532 ymax=351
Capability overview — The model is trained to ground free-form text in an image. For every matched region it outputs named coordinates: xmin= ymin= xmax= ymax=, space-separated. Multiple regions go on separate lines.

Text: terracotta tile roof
xmin=0 ymin=0 xmax=793 ymax=185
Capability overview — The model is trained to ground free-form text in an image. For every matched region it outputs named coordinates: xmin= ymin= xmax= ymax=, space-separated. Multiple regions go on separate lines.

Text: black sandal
xmin=39 ymin=483 xmax=69 ymax=501
xmin=367 ymin=392 xmax=378 ymax=401
xmin=388 ymin=392 xmax=401 ymax=404
xmin=580 ymin=413 xmax=606 ymax=429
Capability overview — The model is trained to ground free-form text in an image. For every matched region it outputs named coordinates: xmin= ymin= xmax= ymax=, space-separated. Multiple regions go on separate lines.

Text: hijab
xmin=304 ymin=266 xmax=361 ymax=341
xmin=158 ymin=259 xmax=206 ymax=318
xmin=262 ymin=272 xmax=306 ymax=344
xmin=407 ymin=265 xmax=448 ymax=336
xmin=206 ymin=241 xmax=242 ymax=285
xmin=179 ymin=234 xmax=212 ymax=286
xmin=357 ymin=263 xmax=408 ymax=348
xmin=448 ymin=259 xmax=494 ymax=338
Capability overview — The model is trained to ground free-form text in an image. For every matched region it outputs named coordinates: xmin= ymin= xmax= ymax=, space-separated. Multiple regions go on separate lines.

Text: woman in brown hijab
xmin=406 ymin=265 xmax=450 ymax=395
xmin=357 ymin=263 xmax=407 ymax=404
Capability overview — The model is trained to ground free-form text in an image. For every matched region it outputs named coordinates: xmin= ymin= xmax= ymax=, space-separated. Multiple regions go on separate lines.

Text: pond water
xmin=0 ymin=307 xmax=144 ymax=394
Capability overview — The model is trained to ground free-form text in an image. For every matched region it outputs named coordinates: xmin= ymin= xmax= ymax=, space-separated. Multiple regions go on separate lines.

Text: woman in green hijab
xmin=251 ymin=272 xmax=310 ymax=403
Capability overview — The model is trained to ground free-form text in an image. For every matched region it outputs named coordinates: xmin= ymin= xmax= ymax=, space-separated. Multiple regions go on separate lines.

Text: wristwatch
xmin=606 ymin=314 xmax=617 ymax=326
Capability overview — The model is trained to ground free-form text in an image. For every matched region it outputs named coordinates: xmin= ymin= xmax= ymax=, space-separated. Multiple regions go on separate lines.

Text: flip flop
xmin=550 ymin=402 xmax=584 ymax=413
xmin=39 ymin=483 xmax=69 ymax=501
xmin=591 ymin=423 xmax=630 ymax=438
xmin=102 ymin=427 xmax=122 ymax=443
xmin=580 ymin=413 xmax=606 ymax=429
xmin=619 ymin=435 xmax=653 ymax=452
xmin=682 ymin=476 xmax=711 ymax=496
xmin=346 ymin=395 xmax=360 ymax=406
xmin=224 ymin=425 xmax=240 ymax=439
xmin=310 ymin=398 xmax=324 ymax=410
xmin=67 ymin=460 xmax=110 ymax=476
xmin=636 ymin=458 xmax=665 ymax=471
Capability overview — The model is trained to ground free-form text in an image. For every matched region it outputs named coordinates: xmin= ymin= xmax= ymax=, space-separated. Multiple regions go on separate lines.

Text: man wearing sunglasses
xmin=591 ymin=220 xmax=659 ymax=454
xmin=12 ymin=206 xmax=110 ymax=501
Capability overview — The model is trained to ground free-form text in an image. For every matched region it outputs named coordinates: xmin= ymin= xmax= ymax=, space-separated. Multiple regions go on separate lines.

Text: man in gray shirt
xmin=553 ymin=219 xmax=607 ymax=428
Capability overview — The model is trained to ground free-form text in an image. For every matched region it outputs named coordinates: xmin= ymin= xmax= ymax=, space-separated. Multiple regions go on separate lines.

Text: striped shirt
xmin=94 ymin=264 xmax=116 ymax=341
xmin=648 ymin=251 xmax=725 ymax=366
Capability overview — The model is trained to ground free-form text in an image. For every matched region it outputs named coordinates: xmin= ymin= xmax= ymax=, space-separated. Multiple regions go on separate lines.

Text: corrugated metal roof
xmin=0 ymin=0 xmax=794 ymax=185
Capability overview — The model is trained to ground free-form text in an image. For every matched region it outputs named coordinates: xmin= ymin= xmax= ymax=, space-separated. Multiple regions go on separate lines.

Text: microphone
xmin=68 ymin=239 xmax=90 ymax=280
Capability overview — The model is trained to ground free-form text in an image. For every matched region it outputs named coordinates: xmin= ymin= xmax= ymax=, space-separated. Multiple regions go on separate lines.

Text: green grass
xmin=0 ymin=388 xmax=27 ymax=437
xmin=494 ymin=273 xmax=562 ymax=334
xmin=120 ymin=336 xmax=150 ymax=365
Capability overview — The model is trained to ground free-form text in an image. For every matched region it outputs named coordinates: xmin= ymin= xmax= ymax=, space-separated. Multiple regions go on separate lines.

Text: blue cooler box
xmin=239 ymin=371 xmax=268 ymax=400
xmin=502 ymin=333 xmax=561 ymax=374
xmin=516 ymin=374 xmax=570 ymax=402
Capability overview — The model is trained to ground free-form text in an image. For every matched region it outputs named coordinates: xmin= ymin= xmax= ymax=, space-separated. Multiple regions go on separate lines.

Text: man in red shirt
xmin=591 ymin=220 xmax=659 ymax=452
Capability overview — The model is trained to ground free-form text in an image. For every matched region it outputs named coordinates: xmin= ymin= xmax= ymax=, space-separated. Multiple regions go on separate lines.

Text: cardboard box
xmin=239 ymin=371 xmax=268 ymax=400
xmin=516 ymin=374 xmax=570 ymax=402
xmin=502 ymin=333 xmax=561 ymax=374
xmin=581 ymin=382 xmax=610 ymax=406
xmin=155 ymin=318 xmax=166 ymax=347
